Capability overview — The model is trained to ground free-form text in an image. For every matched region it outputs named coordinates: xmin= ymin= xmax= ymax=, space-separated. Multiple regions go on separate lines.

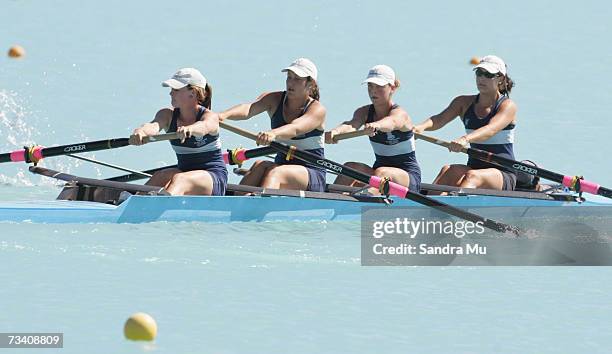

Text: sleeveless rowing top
xmin=271 ymin=92 xmax=325 ymax=170
xmin=462 ymin=94 xmax=516 ymax=170
xmin=167 ymin=106 xmax=227 ymax=174
xmin=365 ymin=104 xmax=420 ymax=176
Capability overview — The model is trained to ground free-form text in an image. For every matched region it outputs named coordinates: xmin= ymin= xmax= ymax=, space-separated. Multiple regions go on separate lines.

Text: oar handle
xmin=333 ymin=129 xmax=369 ymax=142
xmin=142 ymin=132 xmax=179 ymax=144
xmin=414 ymin=132 xmax=468 ymax=153
xmin=219 ymin=122 xmax=258 ymax=141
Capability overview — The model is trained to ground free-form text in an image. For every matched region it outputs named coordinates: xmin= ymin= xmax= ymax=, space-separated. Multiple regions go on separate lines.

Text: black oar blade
xmin=398 ymin=182 xmax=520 ymax=235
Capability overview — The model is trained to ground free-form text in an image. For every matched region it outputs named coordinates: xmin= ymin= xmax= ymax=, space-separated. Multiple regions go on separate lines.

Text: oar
xmin=107 ymin=146 xmax=277 ymax=182
xmin=332 ymin=129 xmax=369 ymax=142
xmin=0 ymin=132 xmax=179 ymax=165
xmin=67 ymin=154 xmax=152 ymax=178
xmin=415 ymin=132 xmax=612 ymax=199
xmin=107 ymin=165 xmax=178 ymax=182
xmin=220 ymin=121 xmax=519 ymax=235
xmin=223 ymin=146 xmax=276 ymax=165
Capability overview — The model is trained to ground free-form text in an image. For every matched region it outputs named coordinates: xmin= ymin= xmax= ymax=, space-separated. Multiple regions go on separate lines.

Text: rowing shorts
xmin=372 ymin=160 xmax=422 ymax=193
xmin=501 ymin=170 xmax=517 ymax=191
xmin=274 ymin=152 xmax=327 ymax=193
xmin=178 ymin=167 xmax=227 ymax=196
xmin=306 ymin=166 xmax=326 ymax=192
xmin=205 ymin=168 xmax=228 ymax=196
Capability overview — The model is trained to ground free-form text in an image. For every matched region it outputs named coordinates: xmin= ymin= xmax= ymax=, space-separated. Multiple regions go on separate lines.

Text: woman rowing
xmin=325 ymin=65 xmax=421 ymax=194
xmin=219 ymin=58 xmax=327 ymax=192
xmin=129 ymin=68 xmax=228 ymax=196
xmin=414 ymin=55 xmax=517 ymax=191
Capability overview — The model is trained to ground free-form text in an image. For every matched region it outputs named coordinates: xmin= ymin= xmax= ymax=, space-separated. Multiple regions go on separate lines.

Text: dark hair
xmin=306 ymin=77 xmax=320 ymax=101
xmin=190 ymin=84 xmax=212 ymax=109
xmin=393 ymin=79 xmax=401 ymax=89
xmin=499 ymin=75 xmax=514 ymax=96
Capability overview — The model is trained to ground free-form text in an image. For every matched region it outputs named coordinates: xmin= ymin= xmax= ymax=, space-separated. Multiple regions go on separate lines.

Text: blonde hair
xmin=189 ymin=84 xmax=212 ymax=109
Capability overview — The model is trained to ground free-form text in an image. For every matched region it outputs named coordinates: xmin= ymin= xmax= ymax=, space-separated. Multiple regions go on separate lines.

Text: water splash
xmin=0 ymin=90 xmax=100 ymax=187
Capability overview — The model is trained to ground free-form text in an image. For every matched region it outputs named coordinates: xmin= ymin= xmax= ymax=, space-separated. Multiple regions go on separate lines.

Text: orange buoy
xmin=469 ymin=56 xmax=480 ymax=65
xmin=8 ymin=45 xmax=25 ymax=58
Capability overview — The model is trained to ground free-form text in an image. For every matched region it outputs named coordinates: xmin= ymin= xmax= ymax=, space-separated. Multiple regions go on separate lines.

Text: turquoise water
xmin=1 ymin=0 xmax=612 ymax=353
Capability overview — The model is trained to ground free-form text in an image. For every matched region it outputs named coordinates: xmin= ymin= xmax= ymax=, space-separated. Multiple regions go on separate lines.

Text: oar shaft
xmin=269 ymin=140 xmax=513 ymax=233
xmin=220 ymin=122 xmax=518 ymax=235
xmin=223 ymin=146 xmax=276 ymax=165
xmin=107 ymin=165 xmax=178 ymax=182
xmin=0 ymin=138 xmax=130 ymax=163
xmin=67 ymin=154 xmax=152 ymax=178
xmin=0 ymin=132 xmax=179 ymax=164
xmin=415 ymin=132 xmax=611 ymax=198
xmin=333 ymin=130 xmax=369 ymax=142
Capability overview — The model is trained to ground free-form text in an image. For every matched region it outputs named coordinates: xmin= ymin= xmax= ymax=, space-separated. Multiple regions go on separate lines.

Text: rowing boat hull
xmin=1 ymin=194 xmax=611 ymax=224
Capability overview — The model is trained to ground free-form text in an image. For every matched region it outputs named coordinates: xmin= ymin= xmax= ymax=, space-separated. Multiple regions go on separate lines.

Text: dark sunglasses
xmin=475 ymin=68 xmax=499 ymax=79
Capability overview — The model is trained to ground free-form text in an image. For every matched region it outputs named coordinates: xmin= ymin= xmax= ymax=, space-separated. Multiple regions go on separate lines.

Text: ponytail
xmin=307 ymin=77 xmax=320 ymax=101
xmin=203 ymin=84 xmax=212 ymax=109
xmin=190 ymin=84 xmax=212 ymax=109
xmin=499 ymin=75 xmax=514 ymax=96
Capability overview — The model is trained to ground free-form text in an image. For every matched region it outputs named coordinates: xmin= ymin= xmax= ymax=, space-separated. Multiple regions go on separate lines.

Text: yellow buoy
xmin=8 ymin=45 xmax=25 ymax=58
xmin=469 ymin=56 xmax=480 ymax=65
xmin=124 ymin=312 xmax=157 ymax=341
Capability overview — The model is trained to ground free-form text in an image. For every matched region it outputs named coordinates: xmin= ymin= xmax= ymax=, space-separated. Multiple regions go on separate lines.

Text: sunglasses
xmin=475 ymin=69 xmax=499 ymax=79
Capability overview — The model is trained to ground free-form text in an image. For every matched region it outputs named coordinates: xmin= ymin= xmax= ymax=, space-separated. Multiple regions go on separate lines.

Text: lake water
xmin=1 ymin=0 xmax=612 ymax=353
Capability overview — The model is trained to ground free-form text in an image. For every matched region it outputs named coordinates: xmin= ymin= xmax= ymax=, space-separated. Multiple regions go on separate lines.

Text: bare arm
xmin=414 ymin=96 xmax=469 ymax=133
xmin=175 ymin=110 xmax=221 ymax=142
xmin=271 ymin=101 xmax=326 ymax=140
xmin=325 ymin=106 xmax=368 ymax=143
xmin=365 ymin=107 xmax=412 ymax=133
xmin=130 ymin=108 xmax=172 ymax=145
xmin=219 ymin=92 xmax=279 ymax=121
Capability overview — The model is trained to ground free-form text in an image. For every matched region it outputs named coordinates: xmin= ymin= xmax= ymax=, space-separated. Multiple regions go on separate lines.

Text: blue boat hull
xmin=0 ymin=195 xmax=611 ymax=224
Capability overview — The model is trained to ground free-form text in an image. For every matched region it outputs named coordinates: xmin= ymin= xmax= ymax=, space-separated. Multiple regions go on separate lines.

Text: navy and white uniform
xmin=461 ymin=94 xmax=516 ymax=190
xmin=271 ymin=92 xmax=326 ymax=192
xmin=167 ymin=106 xmax=228 ymax=196
xmin=366 ymin=104 xmax=421 ymax=192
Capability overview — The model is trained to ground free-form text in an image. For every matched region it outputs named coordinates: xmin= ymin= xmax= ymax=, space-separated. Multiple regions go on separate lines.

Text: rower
xmin=325 ymin=65 xmax=421 ymax=195
xmin=219 ymin=58 xmax=327 ymax=192
xmin=129 ymin=68 xmax=228 ymax=196
xmin=414 ymin=55 xmax=518 ymax=191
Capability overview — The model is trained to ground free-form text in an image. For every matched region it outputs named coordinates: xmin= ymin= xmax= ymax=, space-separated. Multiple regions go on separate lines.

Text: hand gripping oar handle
xmin=0 ymin=132 xmax=179 ymax=164
xmin=220 ymin=122 xmax=520 ymax=235
xmin=414 ymin=132 xmax=612 ymax=199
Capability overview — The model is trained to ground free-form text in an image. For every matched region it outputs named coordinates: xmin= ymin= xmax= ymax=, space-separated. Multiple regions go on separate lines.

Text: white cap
xmin=281 ymin=58 xmax=318 ymax=81
xmin=474 ymin=55 xmax=507 ymax=76
xmin=362 ymin=65 xmax=396 ymax=86
xmin=162 ymin=68 xmax=207 ymax=89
